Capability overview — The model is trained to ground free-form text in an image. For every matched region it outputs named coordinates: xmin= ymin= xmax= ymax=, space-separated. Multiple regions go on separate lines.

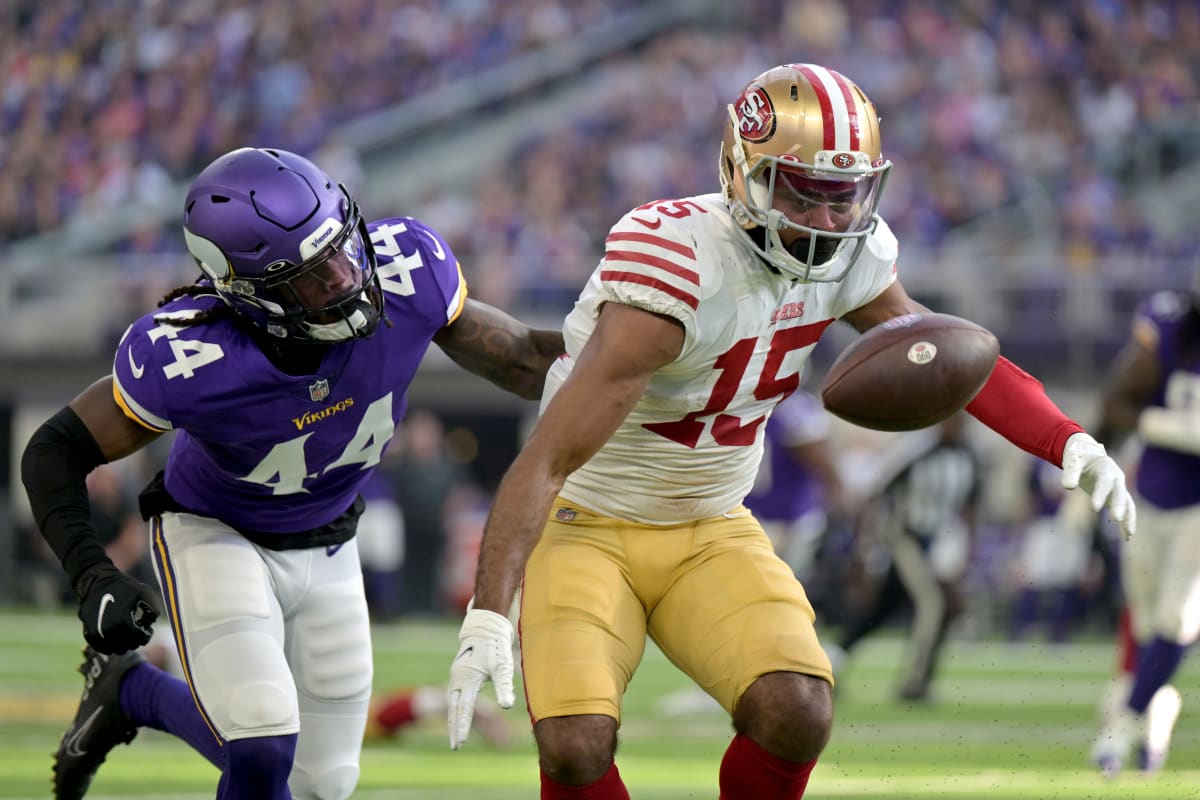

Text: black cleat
xmin=54 ymin=646 xmax=144 ymax=800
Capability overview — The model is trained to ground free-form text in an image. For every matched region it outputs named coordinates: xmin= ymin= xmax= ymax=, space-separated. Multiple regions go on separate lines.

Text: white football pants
xmin=1122 ymin=498 xmax=1200 ymax=644
xmin=150 ymin=511 xmax=373 ymax=800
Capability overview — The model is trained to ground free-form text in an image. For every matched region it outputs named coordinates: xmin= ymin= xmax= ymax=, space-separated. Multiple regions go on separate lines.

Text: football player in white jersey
xmin=446 ymin=63 xmax=1136 ymax=800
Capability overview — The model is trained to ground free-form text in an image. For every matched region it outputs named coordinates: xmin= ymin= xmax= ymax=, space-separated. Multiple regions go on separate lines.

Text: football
xmin=820 ymin=312 xmax=999 ymax=431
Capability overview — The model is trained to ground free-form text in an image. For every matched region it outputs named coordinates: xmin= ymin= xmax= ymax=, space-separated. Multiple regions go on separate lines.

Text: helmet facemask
xmin=253 ymin=193 xmax=384 ymax=342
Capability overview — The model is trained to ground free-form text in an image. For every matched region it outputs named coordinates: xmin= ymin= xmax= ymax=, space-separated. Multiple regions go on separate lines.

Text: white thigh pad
xmin=1156 ymin=505 xmax=1200 ymax=642
xmin=182 ymin=542 xmax=273 ymax=627
xmin=291 ymin=577 xmax=373 ymax=701
xmin=1122 ymin=502 xmax=1200 ymax=643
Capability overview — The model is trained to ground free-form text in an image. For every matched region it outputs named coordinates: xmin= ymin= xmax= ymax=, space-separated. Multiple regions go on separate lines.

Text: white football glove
xmin=1060 ymin=432 xmax=1137 ymax=539
xmin=447 ymin=606 xmax=515 ymax=750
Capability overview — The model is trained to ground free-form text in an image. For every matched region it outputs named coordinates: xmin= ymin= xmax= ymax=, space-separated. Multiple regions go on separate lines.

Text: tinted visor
xmin=753 ymin=162 xmax=882 ymax=234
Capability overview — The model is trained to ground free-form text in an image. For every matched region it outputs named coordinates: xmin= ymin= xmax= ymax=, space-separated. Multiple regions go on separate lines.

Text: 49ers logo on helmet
xmin=735 ymin=87 xmax=775 ymax=143
xmin=832 ymin=152 xmax=855 ymax=169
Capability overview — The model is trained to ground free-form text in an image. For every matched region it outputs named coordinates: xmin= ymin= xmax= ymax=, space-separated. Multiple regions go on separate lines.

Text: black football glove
xmin=74 ymin=563 xmax=160 ymax=655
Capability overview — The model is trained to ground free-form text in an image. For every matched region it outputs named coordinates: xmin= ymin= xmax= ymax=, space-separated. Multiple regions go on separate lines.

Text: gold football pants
xmin=519 ymin=499 xmax=833 ymax=724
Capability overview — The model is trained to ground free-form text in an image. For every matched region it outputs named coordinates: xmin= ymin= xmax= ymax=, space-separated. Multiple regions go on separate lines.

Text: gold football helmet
xmin=719 ymin=64 xmax=891 ymax=282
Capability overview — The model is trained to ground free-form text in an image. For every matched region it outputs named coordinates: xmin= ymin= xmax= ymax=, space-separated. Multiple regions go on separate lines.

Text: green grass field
xmin=0 ymin=609 xmax=1195 ymax=799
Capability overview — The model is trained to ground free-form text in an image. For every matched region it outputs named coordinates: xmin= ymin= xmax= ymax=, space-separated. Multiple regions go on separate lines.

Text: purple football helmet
xmin=183 ymin=147 xmax=382 ymax=342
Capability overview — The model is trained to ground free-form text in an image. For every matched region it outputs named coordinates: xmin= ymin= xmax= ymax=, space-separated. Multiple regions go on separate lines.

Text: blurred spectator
xmin=386 ymin=410 xmax=470 ymax=618
xmin=357 ymin=454 xmax=406 ymax=622
xmin=1008 ymin=458 xmax=1097 ymax=643
xmin=0 ymin=0 xmax=645 ymax=242
xmin=85 ymin=462 xmax=149 ymax=585
xmin=5 ymin=1 xmax=1199 ymax=295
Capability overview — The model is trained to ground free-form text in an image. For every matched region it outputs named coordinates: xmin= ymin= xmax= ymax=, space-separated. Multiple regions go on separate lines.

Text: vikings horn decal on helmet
xmin=719 ymin=64 xmax=892 ymax=283
xmin=182 ymin=147 xmax=383 ymax=342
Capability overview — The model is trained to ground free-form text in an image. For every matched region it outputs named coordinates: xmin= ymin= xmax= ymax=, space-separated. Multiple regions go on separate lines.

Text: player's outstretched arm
xmin=21 ymin=377 xmax=164 ymax=653
xmin=840 ymin=280 xmax=1136 ymax=538
xmin=433 ymin=298 xmax=565 ymax=401
xmin=447 ymin=302 xmax=683 ymax=749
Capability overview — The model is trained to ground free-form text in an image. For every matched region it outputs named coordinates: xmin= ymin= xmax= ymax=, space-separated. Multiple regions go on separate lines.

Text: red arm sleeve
xmin=965 ymin=356 xmax=1085 ymax=467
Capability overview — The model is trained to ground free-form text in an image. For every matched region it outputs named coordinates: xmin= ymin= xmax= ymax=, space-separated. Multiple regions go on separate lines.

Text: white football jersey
xmin=544 ymin=192 xmax=898 ymax=524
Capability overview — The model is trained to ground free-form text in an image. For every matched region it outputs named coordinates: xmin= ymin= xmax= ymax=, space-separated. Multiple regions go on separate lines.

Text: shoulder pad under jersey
xmin=368 ymin=216 xmax=467 ymax=327
xmin=112 ymin=295 xmax=228 ymax=432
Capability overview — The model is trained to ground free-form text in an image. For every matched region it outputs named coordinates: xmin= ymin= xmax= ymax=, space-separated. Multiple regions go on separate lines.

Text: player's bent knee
xmin=734 ymin=672 xmax=833 ymax=763
xmin=534 ymin=715 xmax=618 ymax=785
xmin=290 ymin=763 xmax=360 ymax=800
xmin=196 ymin=629 xmax=299 ymax=736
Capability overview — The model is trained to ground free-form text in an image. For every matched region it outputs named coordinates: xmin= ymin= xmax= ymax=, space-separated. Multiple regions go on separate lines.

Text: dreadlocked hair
xmin=154 ymin=283 xmax=237 ymax=328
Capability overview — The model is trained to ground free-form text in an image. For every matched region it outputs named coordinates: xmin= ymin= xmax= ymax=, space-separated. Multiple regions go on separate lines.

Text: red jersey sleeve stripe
xmin=606 ymin=231 xmax=696 ymax=259
xmin=605 ymin=250 xmax=701 ymax=285
xmin=600 ymin=270 xmax=699 ymax=310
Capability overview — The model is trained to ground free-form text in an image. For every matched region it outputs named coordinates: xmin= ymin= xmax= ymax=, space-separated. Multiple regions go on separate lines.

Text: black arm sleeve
xmin=20 ymin=406 xmax=114 ymax=588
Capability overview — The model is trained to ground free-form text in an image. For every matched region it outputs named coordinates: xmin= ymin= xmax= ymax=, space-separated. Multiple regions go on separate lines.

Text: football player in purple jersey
xmin=20 ymin=146 xmax=563 ymax=800
xmin=1087 ymin=283 xmax=1200 ymax=776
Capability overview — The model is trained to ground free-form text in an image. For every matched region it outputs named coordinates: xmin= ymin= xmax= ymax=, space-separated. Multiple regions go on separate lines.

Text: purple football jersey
xmin=744 ymin=390 xmax=829 ymax=521
xmin=112 ymin=217 xmax=465 ymax=535
xmin=1131 ymin=291 xmax=1200 ymax=509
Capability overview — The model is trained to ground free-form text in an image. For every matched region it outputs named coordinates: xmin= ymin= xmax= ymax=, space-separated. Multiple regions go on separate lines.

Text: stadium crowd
xmin=0 ymin=0 xmax=643 ymax=241
xmin=3 ymin=1 xmax=1199 ymax=316
xmin=426 ymin=0 xmax=1200 ymax=311
xmin=5 ymin=2 xmax=1197 ymax=606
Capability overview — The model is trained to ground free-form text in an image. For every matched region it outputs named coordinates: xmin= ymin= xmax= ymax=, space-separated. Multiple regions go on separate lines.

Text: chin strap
xmin=300 ymin=291 xmax=380 ymax=342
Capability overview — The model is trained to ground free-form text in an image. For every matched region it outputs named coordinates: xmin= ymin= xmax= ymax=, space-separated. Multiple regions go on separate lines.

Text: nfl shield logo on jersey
xmin=308 ymin=379 xmax=330 ymax=402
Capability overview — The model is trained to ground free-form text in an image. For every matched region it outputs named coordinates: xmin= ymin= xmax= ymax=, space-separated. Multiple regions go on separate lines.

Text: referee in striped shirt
xmin=827 ymin=413 xmax=983 ymax=702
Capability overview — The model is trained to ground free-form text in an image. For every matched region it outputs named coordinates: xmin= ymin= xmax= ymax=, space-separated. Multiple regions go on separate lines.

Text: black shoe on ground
xmin=54 ymin=646 xmax=144 ymax=800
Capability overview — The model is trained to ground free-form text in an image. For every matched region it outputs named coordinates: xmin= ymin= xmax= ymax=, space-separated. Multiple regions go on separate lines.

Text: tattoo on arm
xmin=436 ymin=301 xmax=564 ymax=400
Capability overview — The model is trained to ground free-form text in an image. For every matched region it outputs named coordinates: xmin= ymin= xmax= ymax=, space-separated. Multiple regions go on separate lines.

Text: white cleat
xmin=1138 ymin=684 xmax=1182 ymax=773
xmin=1090 ymin=707 xmax=1142 ymax=778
